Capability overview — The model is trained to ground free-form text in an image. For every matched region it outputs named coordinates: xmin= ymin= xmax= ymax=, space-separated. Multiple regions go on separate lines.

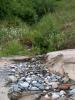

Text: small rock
xmin=42 ymin=70 xmax=47 ymax=76
xmin=11 ymin=69 xmax=15 ymax=73
xmin=32 ymin=80 xmax=37 ymax=84
xmin=58 ymin=83 xmax=70 ymax=90
xmin=10 ymin=65 xmax=16 ymax=68
xmin=43 ymin=90 xmax=47 ymax=94
xmin=49 ymin=82 xmax=59 ymax=89
xmin=32 ymin=82 xmax=44 ymax=90
xmin=9 ymin=84 xmax=21 ymax=93
xmin=44 ymin=94 xmax=50 ymax=99
xmin=45 ymin=86 xmax=50 ymax=90
xmin=60 ymin=90 xmax=66 ymax=96
xmin=25 ymin=67 xmax=29 ymax=70
xmin=30 ymin=72 xmax=34 ymax=75
xmin=52 ymin=93 xmax=60 ymax=99
xmin=15 ymin=74 xmax=20 ymax=79
xmin=26 ymin=77 xmax=32 ymax=83
xmin=31 ymin=58 xmax=35 ymax=62
xmin=62 ymin=75 xmax=69 ymax=83
xmin=38 ymin=79 xmax=43 ymax=84
xmin=70 ymin=85 xmax=75 ymax=90
xmin=29 ymin=86 xmax=39 ymax=91
xmin=31 ymin=74 xmax=36 ymax=78
xmin=18 ymin=82 xmax=29 ymax=89
xmin=6 ymin=75 xmax=17 ymax=84
xmin=19 ymin=77 xmax=26 ymax=82
xmin=69 ymin=89 xmax=75 ymax=95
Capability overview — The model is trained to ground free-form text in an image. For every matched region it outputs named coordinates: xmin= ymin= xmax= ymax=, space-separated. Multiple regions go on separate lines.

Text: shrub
xmin=32 ymin=31 xmax=50 ymax=54
xmin=32 ymin=15 xmax=65 ymax=54
xmin=32 ymin=0 xmax=57 ymax=16
xmin=0 ymin=0 xmax=16 ymax=18
xmin=33 ymin=31 xmax=65 ymax=54
xmin=13 ymin=0 xmax=37 ymax=25
xmin=0 ymin=0 xmax=58 ymax=25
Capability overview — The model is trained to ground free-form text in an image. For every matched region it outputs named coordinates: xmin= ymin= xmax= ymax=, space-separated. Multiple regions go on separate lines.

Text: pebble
xmin=18 ymin=82 xmax=29 ymax=89
xmin=11 ymin=69 xmax=15 ymax=73
xmin=70 ymin=85 xmax=75 ymax=90
xmin=58 ymin=83 xmax=70 ymax=90
xmin=29 ymin=86 xmax=40 ymax=91
xmin=19 ymin=77 xmax=26 ymax=82
xmin=32 ymin=80 xmax=37 ymax=84
xmin=45 ymin=86 xmax=50 ymax=90
xmin=9 ymin=84 xmax=21 ymax=93
xmin=62 ymin=76 xmax=69 ymax=83
xmin=7 ymin=75 xmax=17 ymax=83
xmin=52 ymin=93 xmax=60 ymax=99
xmin=69 ymin=89 xmax=75 ymax=95
xmin=44 ymin=94 xmax=50 ymax=99
xmin=60 ymin=90 xmax=66 ymax=96
xmin=26 ymin=77 xmax=32 ymax=83
xmin=10 ymin=65 xmax=16 ymax=68
xmin=48 ymin=82 xmax=59 ymax=89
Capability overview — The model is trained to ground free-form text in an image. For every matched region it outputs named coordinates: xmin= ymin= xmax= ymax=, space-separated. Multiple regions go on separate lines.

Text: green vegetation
xmin=0 ymin=0 xmax=57 ymax=24
xmin=0 ymin=0 xmax=75 ymax=56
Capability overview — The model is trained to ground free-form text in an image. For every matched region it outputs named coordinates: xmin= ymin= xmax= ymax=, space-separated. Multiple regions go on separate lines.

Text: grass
xmin=0 ymin=0 xmax=75 ymax=56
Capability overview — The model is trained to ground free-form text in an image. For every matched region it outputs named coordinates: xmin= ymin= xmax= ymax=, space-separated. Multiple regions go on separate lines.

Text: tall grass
xmin=0 ymin=0 xmax=75 ymax=56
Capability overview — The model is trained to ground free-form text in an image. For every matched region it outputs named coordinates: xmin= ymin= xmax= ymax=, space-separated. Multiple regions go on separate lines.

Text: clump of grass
xmin=2 ymin=40 xmax=24 ymax=55
xmin=31 ymin=16 xmax=65 ymax=54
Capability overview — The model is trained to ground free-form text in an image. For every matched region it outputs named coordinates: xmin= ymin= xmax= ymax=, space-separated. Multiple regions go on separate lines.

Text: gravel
xmin=6 ymin=56 xmax=75 ymax=100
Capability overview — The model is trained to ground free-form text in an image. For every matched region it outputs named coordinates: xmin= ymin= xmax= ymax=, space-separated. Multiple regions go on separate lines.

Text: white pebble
xmin=44 ymin=94 xmax=50 ymax=99
xmin=52 ymin=93 xmax=60 ymax=99
xmin=60 ymin=90 xmax=66 ymax=96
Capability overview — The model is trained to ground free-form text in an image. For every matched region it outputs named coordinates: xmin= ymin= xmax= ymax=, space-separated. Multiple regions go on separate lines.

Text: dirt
xmin=0 ymin=60 xmax=10 ymax=100
xmin=19 ymin=95 xmax=34 ymax=100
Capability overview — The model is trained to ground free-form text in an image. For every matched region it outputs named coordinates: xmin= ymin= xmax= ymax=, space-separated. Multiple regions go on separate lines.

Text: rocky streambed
xmin=3 ymin=55 xmax=75 ymax=100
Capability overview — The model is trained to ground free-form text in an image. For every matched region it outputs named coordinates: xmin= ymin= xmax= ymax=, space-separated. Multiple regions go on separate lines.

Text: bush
xmin=0 ymin=0 xmax=16 ymax=18
xmin=32 ymin=31 xmax=50 ymax=54
xmin=32 ymin=30 xmax=63 ymax=54
xmin=13 ymin=0 xmax=37 ymax=25
xmin=32 ymin=15 xmax=65 ymax=54
xmin=32 ymin=0 xmax=57 ymax=16
xmin=0 ymin=0 xmax=58 ymax=25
